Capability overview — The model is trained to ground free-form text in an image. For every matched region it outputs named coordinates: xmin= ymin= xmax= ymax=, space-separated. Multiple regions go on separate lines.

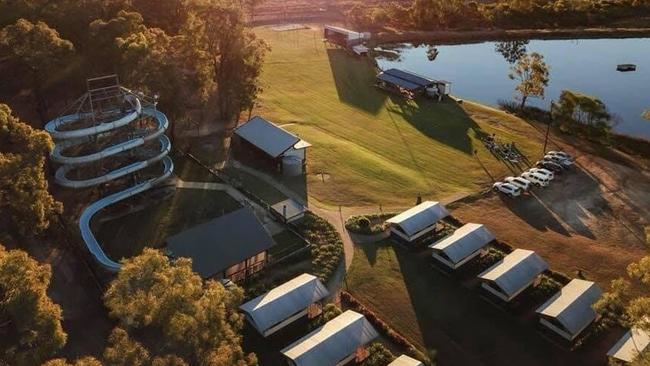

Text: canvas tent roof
xmin=430 ymin=223 xmax=495 ymax=264
xmin=386 ymin=201 xmax=449 ymax=237
xmin=383 ymin=68 xmax=435 ymax=87
xmin=608 ymin=327 xmax=650 ymax=362
xmin=536 ymin=279 xmax=602 ymax=335
xmin=234 ymin=116 xmax=308 ymax=158
xmin=240 ymin=273 xmax=329 ymax=334
xmin=166 ymin=207 xmax=275 ymax=278
xmin=389 ymin=355 xmax=425 ymax=366
xmin=377 ymin=72 xmax=422 ymax=91
xmin=281 ymin=310 xmax=379 ymax=366
xmin=479 ymin=249 xmax=548 ymax=298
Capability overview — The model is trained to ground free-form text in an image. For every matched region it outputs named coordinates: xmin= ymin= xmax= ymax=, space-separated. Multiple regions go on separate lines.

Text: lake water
xmin=375 ymin=38 xmax=650 ymax=139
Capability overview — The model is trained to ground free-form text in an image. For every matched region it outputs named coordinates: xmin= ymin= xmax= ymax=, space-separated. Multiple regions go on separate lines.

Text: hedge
xmin=294 ymin=211 xmax=344 ymax=282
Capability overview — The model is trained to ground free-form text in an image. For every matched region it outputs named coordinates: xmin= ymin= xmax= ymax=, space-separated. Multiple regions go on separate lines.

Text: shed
xmin=535 ymin=279 xmax=602 ymax=341
xmin=240 ymin=273 xmax=329 ymax=337
xmin=386 ymin=201 xmax=449 ymax=243
xmin=430 ymin=223 xmax=495 ymax=269
xmin=271 ymin=198 xmax=306 ymax=223
xmin=166 ymin=207 xmax=276 ymax=282
xmin=376 ymin=69 xmax=450 ymax=99
xmin=323 ymin=25 xmax=370 ymax=47
xmin=281 ymin=310 xmax=379 ymax=366
xmin=478 ymin=249 xmax=548 ymax=302
xmin=608 ymin=327 xmax=650 ymax=363
xmin=388 ymin=355 xmax=425 ymax=366
xmin=233 ymin=116 xmax=310 ymax=174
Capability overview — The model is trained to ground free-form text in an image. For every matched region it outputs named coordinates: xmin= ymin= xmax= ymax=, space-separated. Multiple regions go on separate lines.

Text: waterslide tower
xmin=45 ymin=75 xmax=174 ymax=271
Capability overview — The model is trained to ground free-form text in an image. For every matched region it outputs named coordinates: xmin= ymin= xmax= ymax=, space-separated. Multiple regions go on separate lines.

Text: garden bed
xmin=345 ymin=213 xmax=395 ymax=235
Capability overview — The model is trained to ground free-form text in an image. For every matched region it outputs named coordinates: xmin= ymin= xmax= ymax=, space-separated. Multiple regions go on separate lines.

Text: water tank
xmin=282 ymin=155 xmax=303 ymax=177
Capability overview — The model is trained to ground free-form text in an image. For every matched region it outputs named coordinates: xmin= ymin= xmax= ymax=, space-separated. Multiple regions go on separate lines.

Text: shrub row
xmin=294 ymin=211 xmax=344 ymax=282
xmin=344 ymin=213 xmax=395 ymax=235
xmin=341 ymin=291 xmax=431 ymax=365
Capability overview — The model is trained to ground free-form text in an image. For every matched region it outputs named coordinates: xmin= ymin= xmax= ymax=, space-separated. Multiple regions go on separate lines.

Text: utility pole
xmin=543 ymin=101 xmax=555 ymax=156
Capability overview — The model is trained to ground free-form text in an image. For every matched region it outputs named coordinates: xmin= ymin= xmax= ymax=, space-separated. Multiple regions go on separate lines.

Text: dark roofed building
xmin=376 ymin=68 xmax=450 ymax=99
xmin=233 ymin=116 xmax=310 ymax=176
xmin=166 ymin=207 xmax=276 ymax=282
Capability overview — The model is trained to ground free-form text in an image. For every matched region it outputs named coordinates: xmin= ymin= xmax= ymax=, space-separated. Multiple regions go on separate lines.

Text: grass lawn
xmin=255 ymin=26 xmax=544 ymax=206
xmin=94 ymin=188 xmax=242 ymax=261
xmin=346 ymin=241 xmax=610 ymax=366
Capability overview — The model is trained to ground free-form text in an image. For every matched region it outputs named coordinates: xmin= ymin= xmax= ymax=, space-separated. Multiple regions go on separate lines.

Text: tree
xmin=103 ymin=327 xmax=151 ymax=366
xmin=189 ymin=1 xmax=269 ymax=124
xmin=0 ymin=19 xmax=75 ymax=123
xmin=362 ymin=342 xmax=395 ymax=366
xmin=0 ymin=244 xmax=67 ymax=365
xmin=0 ymin=104 xmax=62 ymax=236
xmin=104 ymin=249 xmax=256 ymax=366
xmin=508 ymin=52 xmax=549 ymax=109
xmin=495 ymin=40 xmax=529 ymax=64
xmin=43 ymin=357 xmax=103 ymax=366
xmin=596 ymin=256 xmax=650 ymax=339
xmin=554 ymin=90 xmax=612 ymax=140
xmin=320 ymin=303 xmax=343 ymax=324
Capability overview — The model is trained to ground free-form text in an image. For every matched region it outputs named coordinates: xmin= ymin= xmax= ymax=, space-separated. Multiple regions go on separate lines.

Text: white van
xmin=521 ymin=171 xmax=550 ymax=187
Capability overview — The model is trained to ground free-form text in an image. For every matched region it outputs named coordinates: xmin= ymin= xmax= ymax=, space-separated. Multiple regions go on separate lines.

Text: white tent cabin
xmin=240 ymin=273 xmax=329 ymax=337
xmin=607 ymin=327 xmax=650 ymax=363
xmin=535 ymin=279 xmax=602 ymax=341
xmin=281 ymin=310 xmax=379 ymax=366
xmin=386 ymin=201 xmax=450 ymax=243
xmin=429 ymin=223 xmax=495 ymax=269
xmin=478 ymin=249 xmax=548 ymax=302
xmin=388 ymin=355 xmax=425 ymax=366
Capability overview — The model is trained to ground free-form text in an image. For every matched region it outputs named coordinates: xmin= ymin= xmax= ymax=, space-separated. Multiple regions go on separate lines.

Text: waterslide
xmin=45 ymin=91 xmax=174 ymax=271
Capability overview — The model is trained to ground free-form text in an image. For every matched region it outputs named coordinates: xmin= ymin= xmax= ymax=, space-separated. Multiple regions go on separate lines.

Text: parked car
xmin=536 ymin=160 xmax=564 ymax=174
xmin=528 ymin=168 xmax=554 ymax=180
xmin=547 ymin=151 xmax=573 ymax=161
xmin=493 ymin=182 xmax=522 ymax=197
xmin=504 ymin=176 xmax=531 ymax=191
xmin=521 ymin=171 xmax=550 ymax=187
xmin=544 ymin=154 xmax=573 ymax=167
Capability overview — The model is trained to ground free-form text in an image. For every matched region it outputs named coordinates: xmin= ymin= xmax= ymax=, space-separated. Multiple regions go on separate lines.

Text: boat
xmin=617 ymin=64 xmax=637 ymax=72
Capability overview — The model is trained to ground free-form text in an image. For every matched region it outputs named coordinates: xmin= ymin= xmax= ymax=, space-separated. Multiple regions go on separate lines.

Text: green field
xmin=256 ymin=26 xmax=544 ymax=206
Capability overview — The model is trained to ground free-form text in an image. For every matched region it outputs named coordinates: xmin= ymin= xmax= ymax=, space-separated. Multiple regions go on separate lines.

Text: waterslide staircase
xmin=45 ymin=77 xmax=174 ymax=272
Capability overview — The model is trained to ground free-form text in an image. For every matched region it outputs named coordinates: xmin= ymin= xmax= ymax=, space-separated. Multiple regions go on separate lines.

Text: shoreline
xmin=374 ymin=27 xmax=650 ymax=45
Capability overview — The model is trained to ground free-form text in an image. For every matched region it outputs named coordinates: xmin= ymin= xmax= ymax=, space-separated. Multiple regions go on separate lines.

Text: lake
xmin=375 ymin=38 xmax=650 ymax=139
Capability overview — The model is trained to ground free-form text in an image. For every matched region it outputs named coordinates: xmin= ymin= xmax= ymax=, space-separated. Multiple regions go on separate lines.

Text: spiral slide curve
xmin=46 ymin=91 xmax=174 ymax=272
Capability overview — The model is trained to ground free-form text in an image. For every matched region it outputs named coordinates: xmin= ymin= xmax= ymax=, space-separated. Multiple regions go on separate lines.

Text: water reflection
xmin=495 ymin=40 xmax=530 ymax=64
xmin=375 ymin=38 xmax=650 ymax=139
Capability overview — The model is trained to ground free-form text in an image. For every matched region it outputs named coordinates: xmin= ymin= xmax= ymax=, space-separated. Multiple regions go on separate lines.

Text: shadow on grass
xmin=390 ymin=244 xmax=606 ymax=366
xmin=326 ymin=47 xmax=387 ymax=115
xmin=387 ymin=95 xmax=480 ymax=155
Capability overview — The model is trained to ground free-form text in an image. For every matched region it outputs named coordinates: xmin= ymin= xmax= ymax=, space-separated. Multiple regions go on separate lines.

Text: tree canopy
xmin=509 ymin=52 xmax=550 ymax=109
xmin=362 ymin=342 xmax=396 ymax=366
xmin=0 ymin=18 xmax=75 ymax=122
xmin=104 ymin=249 xmax=256 ymax=366
xmin=0 ymin=244 xmax=66 ymax=365
xmin=0 ymin=103 xmax=62 ymax=236
xmin=553 ymin=90 xmax=612 ymax=140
